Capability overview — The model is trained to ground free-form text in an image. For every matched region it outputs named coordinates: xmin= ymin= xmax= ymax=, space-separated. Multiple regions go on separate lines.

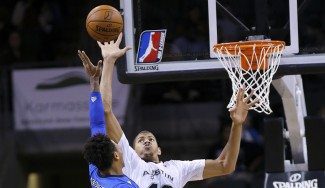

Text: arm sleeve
xmin=88 ymin=92 xmax=106 ymax=173
xmin=89 ymin=91 xmax=106 ymax=136
xmin=118 ymin=134 xmax=145 ymax=175
xmin=175 ymin=159 xmax=205 ymax=187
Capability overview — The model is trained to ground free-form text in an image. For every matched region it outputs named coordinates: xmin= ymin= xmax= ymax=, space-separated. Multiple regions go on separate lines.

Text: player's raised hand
xmin=78 ymin=50 xmax=102 ymax=79
xmin=229 ymin=87 xmax=258 ymax=126
xmin=97 ymin=33 xmax=132 ymax=62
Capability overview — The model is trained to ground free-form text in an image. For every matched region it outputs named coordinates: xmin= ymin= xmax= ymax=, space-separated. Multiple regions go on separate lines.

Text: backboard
xmin=118 ymin=0 xmax=325 ymax=84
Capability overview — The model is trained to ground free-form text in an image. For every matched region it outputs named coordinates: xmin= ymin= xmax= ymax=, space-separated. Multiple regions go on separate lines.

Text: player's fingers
xmin=82 ymin=51 xmax=92 ymax=65
xmin=116 ymin=32 xmax=123 ymax=46
xmin=228 ymin=107 xmax=235 ymax=112
xmin=122 ymin=46 xmax=132 ymax=53
xmin=248 ymin=98 xmax=259 ymax=107
xmin=94 ymin=60 xmax=103 ymax=77
xmin=96 ymin=60 xmax=102 ymax=72
xmin=228 ymin=107 xmax=235 ymax=118
xmin=78 ymin=51 xmax=88 ymax=67
xmin=81 ymin=52 xmax=94 ymax=72
xmin=98 ymin=60 xmax=103 ymax=70
xmin=97 ymin=41 xmax=103 ymax=48
xmin=77 ymin=50 xmax=84 ymax=62
xmin=236 ymin=87 xmax=244 ymax=101
xmin=244 ymin=90 xmax=254 ymax=103
xmin=78 ymin=50 xmax=84 ymax=59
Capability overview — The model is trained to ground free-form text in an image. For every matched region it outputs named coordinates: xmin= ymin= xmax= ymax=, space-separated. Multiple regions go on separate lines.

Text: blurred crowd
xmin=0 ymin=0 xmax=324 ymax=188
xmin=0 ymin=0 xmax=66 ymax=66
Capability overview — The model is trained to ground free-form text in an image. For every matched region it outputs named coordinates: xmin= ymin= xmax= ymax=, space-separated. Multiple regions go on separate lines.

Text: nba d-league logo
xmin=135 ymin=29 xmax=167 ymax=72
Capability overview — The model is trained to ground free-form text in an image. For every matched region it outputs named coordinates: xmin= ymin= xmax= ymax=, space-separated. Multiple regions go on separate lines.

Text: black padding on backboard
xmin=305 ymin=116 xmax=325 ymax=170
xmin=264 ymin=118 xmax=285 ymax=173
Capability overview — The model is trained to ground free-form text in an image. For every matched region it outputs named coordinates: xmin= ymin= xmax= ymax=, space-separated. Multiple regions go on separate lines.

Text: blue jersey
xmin=89 ymin=164 xmax=138 ymax=188
xmin=88 ymin=92 xmax=139 ymax=188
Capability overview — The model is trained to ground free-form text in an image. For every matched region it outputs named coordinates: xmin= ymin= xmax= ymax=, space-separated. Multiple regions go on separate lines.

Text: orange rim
xmin=213 ymin=40 xmax=285 ymax=53
xmin=213 ymin=40 xmax=285 ymax=71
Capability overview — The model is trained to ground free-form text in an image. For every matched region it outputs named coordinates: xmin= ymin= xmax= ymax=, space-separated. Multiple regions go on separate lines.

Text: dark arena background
xmin=0 ymin=0 xmax=324 ymax=188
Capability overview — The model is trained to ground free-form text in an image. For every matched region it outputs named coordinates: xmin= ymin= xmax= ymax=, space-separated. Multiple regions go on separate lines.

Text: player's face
xmin=134 ymin=132 xmax=161 ymax=162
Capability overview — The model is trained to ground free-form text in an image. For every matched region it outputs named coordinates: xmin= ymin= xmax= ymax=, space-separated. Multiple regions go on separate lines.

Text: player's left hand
xmin=229 ymin=87 xmax=258 ymax=126
xmin=97 ymin=33 xmax=132 ymax=62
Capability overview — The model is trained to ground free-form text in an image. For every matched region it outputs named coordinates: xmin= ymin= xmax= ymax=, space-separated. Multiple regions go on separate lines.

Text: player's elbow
xmin=220 ymin=160 xmax=236 ymax=175
xmin=222 ymin=166 xmax=235 ymax=175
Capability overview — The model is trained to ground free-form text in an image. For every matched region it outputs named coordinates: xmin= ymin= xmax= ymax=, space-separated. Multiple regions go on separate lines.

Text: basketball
xmin=86 ymin=5 xmax=123 ymax=42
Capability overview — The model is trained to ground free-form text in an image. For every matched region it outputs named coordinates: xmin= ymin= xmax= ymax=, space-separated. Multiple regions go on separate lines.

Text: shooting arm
xmin=97 ymin=34 xmax=131 ymax=143
xmin=100 ymin=57 xmax=123 ymax=143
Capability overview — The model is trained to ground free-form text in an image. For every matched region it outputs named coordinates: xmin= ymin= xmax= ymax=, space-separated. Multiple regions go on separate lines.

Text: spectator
xmin=1 ymin=30 xmax=23 ymax=65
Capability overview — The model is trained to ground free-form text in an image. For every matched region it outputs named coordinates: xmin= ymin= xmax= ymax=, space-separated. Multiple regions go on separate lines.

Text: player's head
xmin=83 ymin=134 xmax=123 ymax=171
xmin=133 ymin=130 xmax=161 ymax=163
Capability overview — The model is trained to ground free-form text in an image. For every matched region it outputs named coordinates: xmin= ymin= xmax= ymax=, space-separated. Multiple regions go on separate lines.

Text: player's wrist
xmin=90 ymin=77 xmax=100 ymax=91
xmin=232 ymin=122 xmax=243 ymax=127
xmin=103 ymin=56 xmax=118 ymax=63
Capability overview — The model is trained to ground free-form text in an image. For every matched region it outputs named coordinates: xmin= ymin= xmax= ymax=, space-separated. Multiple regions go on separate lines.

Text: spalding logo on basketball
xmin=86 ymin=5 xmax=123 ymax=42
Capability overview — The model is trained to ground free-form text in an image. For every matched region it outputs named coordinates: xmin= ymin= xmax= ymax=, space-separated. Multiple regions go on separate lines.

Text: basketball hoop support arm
xmin=272 ymin=75 xmax=308 ymax=171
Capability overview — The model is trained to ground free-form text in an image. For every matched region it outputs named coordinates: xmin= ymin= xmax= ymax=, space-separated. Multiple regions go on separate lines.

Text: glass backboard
xmin=118 ymin=0 xmax=325 ymax=83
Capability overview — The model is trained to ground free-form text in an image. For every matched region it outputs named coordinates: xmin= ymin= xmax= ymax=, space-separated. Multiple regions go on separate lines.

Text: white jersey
xmin=118 ymin=134 xmax=205 ymax=188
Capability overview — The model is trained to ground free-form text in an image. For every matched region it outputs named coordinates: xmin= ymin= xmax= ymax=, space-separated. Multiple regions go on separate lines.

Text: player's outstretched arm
xmin=203 ymin=87 xmax=257 ymax=179
xmin=78 ymin=50 xmax=105 ymax=136
xmin=97 ymin=33 xmax=132 ymax=143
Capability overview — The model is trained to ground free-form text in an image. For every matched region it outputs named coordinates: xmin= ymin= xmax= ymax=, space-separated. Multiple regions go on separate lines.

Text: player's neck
xmin=150 ymin=157 xmax=160 ymax=163
xmin=100 ymin=166 xmax=123 ymax=176
xmin=154 ymin=158 xmax=160 ymax=163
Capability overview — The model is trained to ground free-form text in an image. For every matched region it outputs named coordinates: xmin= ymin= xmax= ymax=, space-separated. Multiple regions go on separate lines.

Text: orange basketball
xmin=86 ymin=5 xmax=123 ymax=42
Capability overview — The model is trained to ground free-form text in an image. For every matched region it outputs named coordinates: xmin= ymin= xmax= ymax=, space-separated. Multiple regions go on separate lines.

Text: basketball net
xmin=214 ymin=40 xmax=285 ymax=114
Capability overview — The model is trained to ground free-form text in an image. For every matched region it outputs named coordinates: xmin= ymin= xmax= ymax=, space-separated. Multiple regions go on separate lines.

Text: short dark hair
xmin=133 ymin=130 xmax=159 ymax=147
xmin=83 ymin=134 xmax=116 ymax=171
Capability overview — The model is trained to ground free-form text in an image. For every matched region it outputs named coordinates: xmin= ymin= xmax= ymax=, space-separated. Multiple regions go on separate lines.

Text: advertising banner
xmin=12 ymin=67 xmax=129 ymax=130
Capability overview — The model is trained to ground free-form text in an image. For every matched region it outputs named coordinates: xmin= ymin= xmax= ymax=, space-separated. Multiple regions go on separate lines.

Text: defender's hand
xmin=78 ymin=50 xmax=102 ymax=79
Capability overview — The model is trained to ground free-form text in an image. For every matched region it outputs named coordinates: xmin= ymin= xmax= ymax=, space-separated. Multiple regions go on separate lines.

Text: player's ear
xmin=157 ymin=147 xmax=161 ymax=156
xmin=114 ymin=151 xmax=119 ymax=160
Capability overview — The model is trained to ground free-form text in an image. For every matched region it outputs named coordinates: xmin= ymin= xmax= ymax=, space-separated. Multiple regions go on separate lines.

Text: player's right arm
xmin=78 ymin=50 xmax=105 ymax=175
xmin=97 ymin=35 xmax=146 ymax=173
xmin=78 ymin=50 xmax=105 ymax=136
xmin=202 ymin=88 xmax=257 ymax=179
xmin=97 ymin=33 xmax=131 ymax=143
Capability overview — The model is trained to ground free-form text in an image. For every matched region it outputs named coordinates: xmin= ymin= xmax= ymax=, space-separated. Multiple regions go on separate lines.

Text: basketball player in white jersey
xmin=93 ymin=33 xmax=256 ymax=188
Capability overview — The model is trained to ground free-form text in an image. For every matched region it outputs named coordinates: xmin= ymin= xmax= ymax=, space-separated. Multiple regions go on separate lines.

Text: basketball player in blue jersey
xmin=78 ymin=50 xmax=138 ymax=188
xmin=81 ymin=33 xmax=257 ymax=188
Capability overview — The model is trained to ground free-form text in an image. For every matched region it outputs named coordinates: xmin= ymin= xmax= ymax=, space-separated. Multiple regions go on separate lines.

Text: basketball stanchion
xmin=213 ymin=40 xmax=285 ymax=114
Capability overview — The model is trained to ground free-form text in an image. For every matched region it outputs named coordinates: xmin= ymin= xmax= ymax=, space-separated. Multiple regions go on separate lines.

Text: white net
xmin=214 ymin=41 xmax=285 ymax=114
